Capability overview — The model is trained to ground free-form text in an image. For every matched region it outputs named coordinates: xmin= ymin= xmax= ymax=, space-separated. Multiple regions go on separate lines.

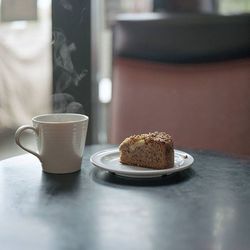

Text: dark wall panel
xmin=52 ymin=0 xmax=92 ymax=144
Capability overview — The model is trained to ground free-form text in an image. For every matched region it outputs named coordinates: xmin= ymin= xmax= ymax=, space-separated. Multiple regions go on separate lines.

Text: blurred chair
xmin=109 ymin=13 xmax=250 ymax=157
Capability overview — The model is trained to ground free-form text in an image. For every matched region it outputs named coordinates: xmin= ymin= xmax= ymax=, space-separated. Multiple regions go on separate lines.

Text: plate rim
xmin=90 ymin=147 xmax=194 ymax=177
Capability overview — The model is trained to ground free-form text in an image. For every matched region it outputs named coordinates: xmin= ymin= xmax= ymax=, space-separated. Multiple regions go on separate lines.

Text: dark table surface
xmin=0 ymin=145 xmax=250 ymax=250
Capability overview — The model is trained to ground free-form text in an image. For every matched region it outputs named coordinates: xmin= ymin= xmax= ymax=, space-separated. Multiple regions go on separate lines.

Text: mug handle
xmin=15 ymin=125 xmax=42 ymax=162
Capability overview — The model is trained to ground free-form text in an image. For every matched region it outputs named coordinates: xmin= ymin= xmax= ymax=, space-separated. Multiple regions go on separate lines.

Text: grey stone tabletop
xmin=0 ymin=145 xmax=250 ymax=250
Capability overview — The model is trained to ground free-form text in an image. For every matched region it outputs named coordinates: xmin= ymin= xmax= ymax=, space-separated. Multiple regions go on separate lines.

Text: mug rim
xmin=32 ymin=113 xmax=89 ymax=124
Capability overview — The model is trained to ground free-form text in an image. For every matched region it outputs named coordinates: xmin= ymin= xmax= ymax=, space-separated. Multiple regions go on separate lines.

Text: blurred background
xmin=0 ymin=0 xmax=249 ymax=159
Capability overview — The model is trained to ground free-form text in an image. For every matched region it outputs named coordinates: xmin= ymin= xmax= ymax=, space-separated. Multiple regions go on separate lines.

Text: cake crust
xmin=119 ymin=132 xmax=174 ymax=169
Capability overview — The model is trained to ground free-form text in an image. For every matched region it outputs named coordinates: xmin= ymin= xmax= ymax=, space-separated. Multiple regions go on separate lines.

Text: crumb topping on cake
xmin=119 ymin=132 xmax=173 ymax=150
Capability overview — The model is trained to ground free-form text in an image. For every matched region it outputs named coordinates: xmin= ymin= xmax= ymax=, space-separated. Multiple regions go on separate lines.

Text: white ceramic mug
xmin=15 ymin=113 xmax=89 ymax=174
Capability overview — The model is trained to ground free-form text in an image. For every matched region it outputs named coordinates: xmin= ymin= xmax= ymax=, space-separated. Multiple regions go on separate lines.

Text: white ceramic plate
xmin=90 ymin=148 xmax=194 ymax=178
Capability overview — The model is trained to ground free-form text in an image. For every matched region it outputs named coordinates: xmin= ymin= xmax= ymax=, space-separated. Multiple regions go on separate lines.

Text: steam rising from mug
xmin=60 ymin=0 xmax=73 ymax=11
xmin=52 ymin=29 xmax=87 ymax=114
xmin=52 ymin=93 xmax=84 ymax=113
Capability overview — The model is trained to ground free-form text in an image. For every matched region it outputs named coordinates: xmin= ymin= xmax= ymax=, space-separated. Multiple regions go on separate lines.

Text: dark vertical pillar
xmin=52 ymin=0 xmax=92 ymax=144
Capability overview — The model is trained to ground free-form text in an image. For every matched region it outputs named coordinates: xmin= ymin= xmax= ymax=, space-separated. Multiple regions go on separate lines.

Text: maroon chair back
xmin=110 ymin=58 xmax=250 ymax=157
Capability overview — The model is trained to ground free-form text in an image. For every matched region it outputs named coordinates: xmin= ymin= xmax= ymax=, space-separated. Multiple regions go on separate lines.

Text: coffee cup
xmin=15 ymin=113 xmax=88 ymax=174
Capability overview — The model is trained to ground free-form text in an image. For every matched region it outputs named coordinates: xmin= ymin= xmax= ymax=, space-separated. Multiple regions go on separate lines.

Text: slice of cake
xmin=119 ymin=132 xmax=174 ymax=169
